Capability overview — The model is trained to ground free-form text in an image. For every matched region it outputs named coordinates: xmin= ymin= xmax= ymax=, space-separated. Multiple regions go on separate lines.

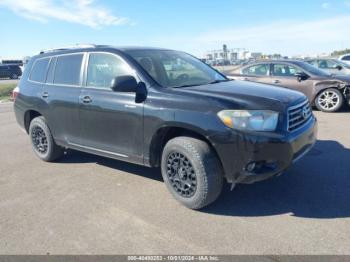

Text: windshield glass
xmin=297 ymin=61 xmax=331 ymax=76
xmin=125 ymin=50 xmax=227 ymax=88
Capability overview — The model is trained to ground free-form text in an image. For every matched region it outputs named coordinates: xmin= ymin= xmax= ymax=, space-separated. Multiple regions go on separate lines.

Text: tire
xmin=10 ymin=73 xmax=18 ymax=79
xmin=29 ymin=116 xmax=64 ymax=162
xmin=315 ymin=88 xmax=344 ymax=112
xmin=161 ymin=137 xmax=223 ymax=209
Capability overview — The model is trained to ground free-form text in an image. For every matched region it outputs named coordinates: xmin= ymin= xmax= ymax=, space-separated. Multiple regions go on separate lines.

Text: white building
xmin=204 ymin=47 xmax=261 ymax=63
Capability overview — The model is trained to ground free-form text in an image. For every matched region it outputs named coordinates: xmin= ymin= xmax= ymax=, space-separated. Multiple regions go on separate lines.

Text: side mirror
xmin=294 ymin=72 xmax=309 ymax=81
xmin=111 ymin=75 xmax=138 ymax=92
xmin=336 ymin=65 xmax=343 ymax=70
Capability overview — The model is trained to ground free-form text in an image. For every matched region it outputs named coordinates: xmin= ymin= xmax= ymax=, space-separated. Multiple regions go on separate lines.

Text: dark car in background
xmin=305 ymin=58 xmax=350 ymax=75
xmin=14 ymin=45 xmax=317 ymax=209
xmin=231 ymin=60 xmax=350 ymax=112
xmin=0 ymin=64 xmax=22 ymax=79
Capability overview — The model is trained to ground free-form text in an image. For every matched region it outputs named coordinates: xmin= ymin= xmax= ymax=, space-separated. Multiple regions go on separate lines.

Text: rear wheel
xmin=315 ymin=88 xmax=343 ymax=112
xmin=161 ymin=137 xmax=223 ymax=209
xmin=29 ymin=116 xmax=64 ymax=162
xmin=10 ymin=73 xmax=18 ymax=79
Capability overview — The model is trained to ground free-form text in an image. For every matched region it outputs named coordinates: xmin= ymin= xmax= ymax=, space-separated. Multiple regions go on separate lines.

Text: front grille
xmin=287 ymin=100 xmax=312 ymax=132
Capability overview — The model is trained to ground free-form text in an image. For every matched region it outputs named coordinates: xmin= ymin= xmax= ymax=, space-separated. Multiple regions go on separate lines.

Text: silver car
xmin=306 ymin=58 xmax=350 ymax=75
xmin=339 ymin=54 xmax=350 ymax=65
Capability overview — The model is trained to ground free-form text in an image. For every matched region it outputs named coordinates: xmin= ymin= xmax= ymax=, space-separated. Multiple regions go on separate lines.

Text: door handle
xmin=273 ymin=80 xmax=280 ymax=84
xmin=41 ymin=92 xmax=49 ymax=98
xmin=82 ymin=96 xmax=92 ymax=104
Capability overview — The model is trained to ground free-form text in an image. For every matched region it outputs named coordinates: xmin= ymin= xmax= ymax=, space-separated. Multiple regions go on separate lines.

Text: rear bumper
xmin=211 ymin=116 xmax=317 ymax=184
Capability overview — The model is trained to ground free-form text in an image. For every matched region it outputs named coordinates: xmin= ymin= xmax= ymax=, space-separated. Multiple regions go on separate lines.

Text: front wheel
xmin=161 ymin=137 xmax=223 ymax=209
xmin=315 ymin=88 xmax=344 ymax=112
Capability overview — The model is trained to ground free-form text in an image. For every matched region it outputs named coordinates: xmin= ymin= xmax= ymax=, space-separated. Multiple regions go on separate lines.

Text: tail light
xmin=11 ymin=86 xmax=20 ymax=101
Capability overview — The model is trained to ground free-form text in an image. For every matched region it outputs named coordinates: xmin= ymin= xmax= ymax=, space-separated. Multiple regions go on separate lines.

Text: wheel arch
xmin=24 ymin=110 xmax=42 ymax=134
xmin=148 ymin=125 xmax=223 ymax=171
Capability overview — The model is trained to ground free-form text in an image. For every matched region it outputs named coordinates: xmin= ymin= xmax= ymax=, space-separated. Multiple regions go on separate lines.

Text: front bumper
xmin=212 ymin=116 xmax=318 ymax=184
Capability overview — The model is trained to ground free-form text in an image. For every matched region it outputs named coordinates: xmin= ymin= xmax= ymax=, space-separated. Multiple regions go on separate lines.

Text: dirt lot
xmin=0 ymin=102 xmax=349 ymax=254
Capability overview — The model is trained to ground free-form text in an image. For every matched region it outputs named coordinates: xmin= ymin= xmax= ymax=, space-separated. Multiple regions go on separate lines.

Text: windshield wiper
xmin=172 ymin=83 xmax=204 ymax=88
xmin=207 ymin=79 xmax=232 ymax=84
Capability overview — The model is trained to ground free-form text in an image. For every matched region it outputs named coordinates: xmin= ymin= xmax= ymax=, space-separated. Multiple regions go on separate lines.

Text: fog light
xmin=246 ymin=162 xmax=256 ymax=172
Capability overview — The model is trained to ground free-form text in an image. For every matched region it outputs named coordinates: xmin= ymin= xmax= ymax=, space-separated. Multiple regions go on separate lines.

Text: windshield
xmin=125 ymin=50 xmax=227 ymax=88
xmin=297 ymin=61 xmax=331 ymax=76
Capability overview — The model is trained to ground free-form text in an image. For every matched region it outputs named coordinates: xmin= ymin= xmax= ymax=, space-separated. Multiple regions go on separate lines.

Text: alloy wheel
xmin=166 ymin=152 xmax=197 ymax=198
xmin=31 ymin=126 xmax=48 ymax=154
xmin=317 ymin=90 xmax=340 ymax=111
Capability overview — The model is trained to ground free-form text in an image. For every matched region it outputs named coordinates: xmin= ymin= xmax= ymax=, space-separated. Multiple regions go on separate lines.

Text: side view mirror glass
xmin=111 ymin=75 xmax=138 ymax=93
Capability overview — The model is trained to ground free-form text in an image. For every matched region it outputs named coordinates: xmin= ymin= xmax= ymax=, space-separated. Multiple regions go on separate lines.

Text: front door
xmin=270 ymin=63 xmax=314 ymax=100
xmin=78 ymin=52 xmax=144 ymax=163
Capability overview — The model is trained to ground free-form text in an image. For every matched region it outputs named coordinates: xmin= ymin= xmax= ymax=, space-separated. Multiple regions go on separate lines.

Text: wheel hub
xmin=31 ymin=126 xmax=48 ymax=154
xmin=166 ymin=152 xmax=197 ymax=198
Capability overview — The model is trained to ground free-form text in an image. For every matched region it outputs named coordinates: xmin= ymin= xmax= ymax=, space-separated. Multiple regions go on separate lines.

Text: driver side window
xmin=161 ymin=57 xmax=210 ymax=85
xmin=86 ymin=53 xmax=134 ymax=89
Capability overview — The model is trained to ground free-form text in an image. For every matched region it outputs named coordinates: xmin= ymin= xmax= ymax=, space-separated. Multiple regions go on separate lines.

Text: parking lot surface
xmin=0 ymin=102 xmax=349 ymax=254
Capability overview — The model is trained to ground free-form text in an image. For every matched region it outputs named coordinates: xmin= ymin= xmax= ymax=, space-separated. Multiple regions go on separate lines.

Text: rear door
xmin=238 ymin=63 xmax=272 ymax=84
xmin=44 ymin=53 xmax=85 ymax=144
xmin=78 ymin=52 xmax=144 ymax=163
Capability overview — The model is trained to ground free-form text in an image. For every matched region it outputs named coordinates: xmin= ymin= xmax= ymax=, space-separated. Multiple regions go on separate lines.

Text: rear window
xmin=29 ymin=58 xmax=50 ymax=82
xmin=54 ymin=54 xmax=83 ymax=86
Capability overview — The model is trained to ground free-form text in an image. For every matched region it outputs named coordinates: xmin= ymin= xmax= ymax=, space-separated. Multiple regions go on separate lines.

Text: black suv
xmin=14 ymin=45 xmax=317 ymax=209
xmin=0 ymin=64 xmax=22 ymax=79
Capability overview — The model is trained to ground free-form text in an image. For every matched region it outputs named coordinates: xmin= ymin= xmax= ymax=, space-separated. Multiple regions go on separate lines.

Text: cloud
xmin=322 ymin=2 xmax=330 ymax=8
xmin=0 ymin=0 xmax=130 ymax=28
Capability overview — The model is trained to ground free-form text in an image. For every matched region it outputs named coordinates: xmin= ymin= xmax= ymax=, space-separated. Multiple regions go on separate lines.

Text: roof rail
xmin=39 ymin=44 xmax=96 ymax=54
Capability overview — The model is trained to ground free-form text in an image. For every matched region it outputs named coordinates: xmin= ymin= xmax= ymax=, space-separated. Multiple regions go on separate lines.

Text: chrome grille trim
xmin=287 ymin=100 xmax=313 ymax=132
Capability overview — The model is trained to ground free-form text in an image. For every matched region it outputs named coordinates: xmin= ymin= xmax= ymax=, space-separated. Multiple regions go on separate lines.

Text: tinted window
xmin=242 ymin=64 xmax=270 ymax=76
xmin=272 ymin=64 xmax=302 ymax=76
xmin=54 ymin=54 xmax=83 ymax=85
xmin=30 ymin=58 xmax=50 ymax=82
xmin=86 ymin=53 xmax=133 ymax=88
xmin=342 ymin=56 xmax=350 ymax=61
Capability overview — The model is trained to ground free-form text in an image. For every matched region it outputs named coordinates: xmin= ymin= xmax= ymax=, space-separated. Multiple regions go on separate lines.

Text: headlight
xmin=217 ymin=110 xmax=279 ymax=131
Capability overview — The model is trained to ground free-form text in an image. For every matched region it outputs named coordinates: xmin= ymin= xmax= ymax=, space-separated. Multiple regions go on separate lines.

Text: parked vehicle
xmin=0 ymin=64 xmax=22 ymax=79
xmin=305 ymin=58 xmax=350 ymax=75
xmin=230 ymin=60 xmax=350 ymax=112
xmin=339 ymin=54 xmax=350 ymax=65
xmin=14 ymin=46 xmax=317 ymax=209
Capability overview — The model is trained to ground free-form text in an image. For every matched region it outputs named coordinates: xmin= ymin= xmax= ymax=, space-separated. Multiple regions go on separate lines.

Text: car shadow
xmin=59 ymin=150 xmax=163 ymax=182
xmin=58 ymin=139 xmax=350 ymax=219
xmin=202 ymin=139 xmax=350 ymax=219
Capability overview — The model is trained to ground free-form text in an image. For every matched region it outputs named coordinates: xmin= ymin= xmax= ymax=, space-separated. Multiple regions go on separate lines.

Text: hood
xmin=179 ymin=80 xmax=306 ymax=109
xmin=331 ymin=74 xmax=350 ymax=83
